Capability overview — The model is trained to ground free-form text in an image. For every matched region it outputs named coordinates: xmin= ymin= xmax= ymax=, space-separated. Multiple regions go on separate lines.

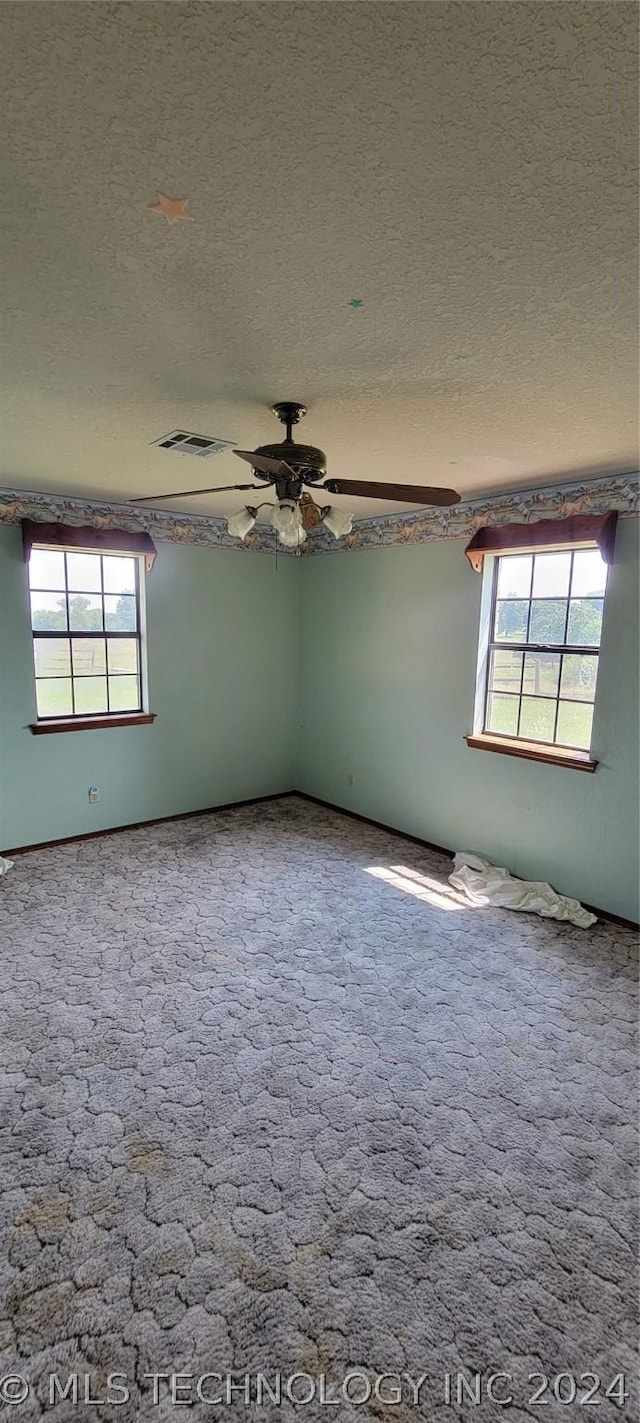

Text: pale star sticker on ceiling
xmin=348 ymin=298 xmax=364 ymax=308
xmin=148 ymin=193 xmax=193 ymax=224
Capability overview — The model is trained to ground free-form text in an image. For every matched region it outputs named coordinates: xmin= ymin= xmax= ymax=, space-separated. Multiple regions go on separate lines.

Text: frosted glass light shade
xmin=322 ymin=507 xmax=353 ymax=539
xmin=270 ymin=500 xmax=306 ymax=547
xmin=270 ymin=499 xmax=301 ymax=535
xmin=278 ymin=524 xmax=307 ymax=548
xmin=227 ymin=507 xmax=257 ymax=540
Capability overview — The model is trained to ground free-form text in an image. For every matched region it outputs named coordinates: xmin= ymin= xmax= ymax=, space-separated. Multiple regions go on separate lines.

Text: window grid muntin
xmin=30 ymin=549 xmax=142 ymax=719
xmin=483 ymin=549 xmax=604 ymax=753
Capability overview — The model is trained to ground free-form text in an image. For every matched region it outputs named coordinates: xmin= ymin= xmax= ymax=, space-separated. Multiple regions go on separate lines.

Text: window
xmin=28 ymin=546 xmax=146 ymax=721
xmin=480 ymin=546 xmax=607 ymax=756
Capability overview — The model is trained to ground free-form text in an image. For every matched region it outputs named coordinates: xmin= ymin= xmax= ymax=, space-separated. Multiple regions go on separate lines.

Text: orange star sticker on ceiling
xmin=148 ymin=193 xmax=193 ymax=225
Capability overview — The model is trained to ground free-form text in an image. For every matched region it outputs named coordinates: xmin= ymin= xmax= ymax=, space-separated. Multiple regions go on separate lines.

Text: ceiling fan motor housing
xmin=254 ymin=442 xmax=327 ymax=482
xmin=262 ymin=401 xmax=327 ymax=487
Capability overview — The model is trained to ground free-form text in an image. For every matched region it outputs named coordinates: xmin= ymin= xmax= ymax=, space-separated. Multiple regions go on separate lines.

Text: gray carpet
xmin=1 ymin=796 xmax=637 ymax=1422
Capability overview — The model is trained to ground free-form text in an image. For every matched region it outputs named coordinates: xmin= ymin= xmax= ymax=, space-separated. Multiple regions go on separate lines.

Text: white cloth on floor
xmin=449 ymin=851 xmax=597 ymax=929
xmin=0 ymin=856 xmax=14 ymax=876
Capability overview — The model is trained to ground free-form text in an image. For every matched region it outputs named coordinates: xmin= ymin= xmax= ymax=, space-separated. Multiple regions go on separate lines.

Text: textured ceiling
xmin=0 ymin=1 xmax=638 ymax=520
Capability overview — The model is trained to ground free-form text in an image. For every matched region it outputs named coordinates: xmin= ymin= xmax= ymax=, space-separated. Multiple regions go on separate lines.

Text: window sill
xmin=465 ymin=733 xmax=597 ymax=772
xmin=29 ymin=713 xmax=156 ymax=735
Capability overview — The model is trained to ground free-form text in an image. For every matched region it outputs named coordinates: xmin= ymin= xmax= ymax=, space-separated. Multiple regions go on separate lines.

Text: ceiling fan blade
xmin=299 ymin=492 xmax=324 ymax=530
xmin=129 ymin=483 xmax=266 ymax=504
xmin=234 ymin=449 xmax=297 ymax=479
xmin=321 ymin=478 xmax=460 ymax=506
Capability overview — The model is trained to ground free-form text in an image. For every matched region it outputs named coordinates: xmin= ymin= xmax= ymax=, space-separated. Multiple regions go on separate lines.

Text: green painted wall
xmin=297 ymin=520 xmax=640 ymax=923
xmin=2 ymin=516 xmax=638 ymax=921
xmin=0 ymin=525 xmax=298 ymax=848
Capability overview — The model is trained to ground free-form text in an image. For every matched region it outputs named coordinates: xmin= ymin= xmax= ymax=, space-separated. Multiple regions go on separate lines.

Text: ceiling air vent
xmin=151 ymin=431 xmax=235 ymax=457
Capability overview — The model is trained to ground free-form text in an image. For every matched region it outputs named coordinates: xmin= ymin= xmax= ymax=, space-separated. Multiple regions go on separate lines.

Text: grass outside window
xmin=28 ymin=546 xmax=145 ymax=722
xmin=483 ymin=548 xmax=606 ymax=754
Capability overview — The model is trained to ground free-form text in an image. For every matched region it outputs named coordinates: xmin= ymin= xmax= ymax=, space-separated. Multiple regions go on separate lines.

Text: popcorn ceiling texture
xmin=0 ymin=2 xmax=637 ymax=517
xmin=1 ymin=799 xmax=637 ymax=1422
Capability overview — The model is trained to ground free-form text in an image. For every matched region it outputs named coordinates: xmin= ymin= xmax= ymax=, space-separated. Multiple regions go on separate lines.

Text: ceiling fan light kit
xmin=225 ymin=500 xmax=353 ymax=547
xmin=134 ymin=401 xmax=460 ymax=548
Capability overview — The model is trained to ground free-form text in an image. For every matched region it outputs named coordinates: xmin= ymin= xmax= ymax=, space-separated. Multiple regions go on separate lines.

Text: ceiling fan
xmin=131 ymin=402 xmax=461 ymax=548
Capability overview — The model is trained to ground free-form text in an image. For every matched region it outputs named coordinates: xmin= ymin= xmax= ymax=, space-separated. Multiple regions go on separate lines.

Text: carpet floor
xmin=0 ymin=796 xmax=637 ymax=1422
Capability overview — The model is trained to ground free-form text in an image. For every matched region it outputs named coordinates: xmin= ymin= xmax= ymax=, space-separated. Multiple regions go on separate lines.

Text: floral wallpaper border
xmin=0 ymin=472 xmax=637 ymax=559
xmin=0 ymin=487 xmax=281 ymax=556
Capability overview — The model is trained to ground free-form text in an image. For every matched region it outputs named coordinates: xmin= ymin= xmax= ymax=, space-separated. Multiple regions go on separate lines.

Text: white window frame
xmin=471 ymin=544 xmax=607 ymax=768
xmin=27 ymin=543 xmax=150 ymax=727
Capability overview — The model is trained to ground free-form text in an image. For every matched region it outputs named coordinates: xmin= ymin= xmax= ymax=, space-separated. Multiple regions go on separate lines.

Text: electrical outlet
xmin=347 ymin=772 xmax=355 ymax=787
xmin=88 ymin=786 xmax=100 ymax=803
